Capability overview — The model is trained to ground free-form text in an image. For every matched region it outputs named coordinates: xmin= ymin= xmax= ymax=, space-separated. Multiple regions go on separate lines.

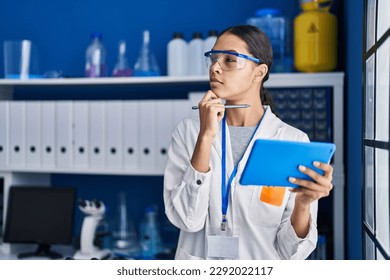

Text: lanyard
xmin=220 ymin=108 xmax=267 ymax=231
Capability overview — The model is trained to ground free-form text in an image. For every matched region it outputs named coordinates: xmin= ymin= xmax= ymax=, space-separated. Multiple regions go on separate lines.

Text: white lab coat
xmin=164 ymin=106 xmax=317 ymax=260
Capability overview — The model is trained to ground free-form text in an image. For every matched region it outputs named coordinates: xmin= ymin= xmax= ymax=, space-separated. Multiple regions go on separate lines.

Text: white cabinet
xmin=0 ymin=73 xmax=345 ymax=259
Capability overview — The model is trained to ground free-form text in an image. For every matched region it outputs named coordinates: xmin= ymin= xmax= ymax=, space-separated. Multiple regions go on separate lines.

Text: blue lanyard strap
xmin=221 ymin=116 xmax=230 ymax=231
xmin=220 ymin=108 xmax=267 ymax=231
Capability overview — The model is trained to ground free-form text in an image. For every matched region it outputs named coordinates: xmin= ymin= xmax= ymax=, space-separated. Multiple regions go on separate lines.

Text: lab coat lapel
xmin=253 ymin=106 xmax=281 ymax=140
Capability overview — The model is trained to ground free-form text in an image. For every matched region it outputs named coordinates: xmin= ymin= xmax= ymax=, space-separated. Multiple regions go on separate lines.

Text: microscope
xmin=73 ymin=199 xmax=111 ymax=260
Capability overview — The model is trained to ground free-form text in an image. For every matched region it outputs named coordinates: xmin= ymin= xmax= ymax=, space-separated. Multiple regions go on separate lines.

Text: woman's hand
xmin=197 ymin=90 xmax=225 ymax=139
xmin=289 ymin=161 xmax=334 ymax=206
xmin=289 ymin=161 xmax=333 ymax=237
xmin=190 ymin=90 xmax=225 ymax=173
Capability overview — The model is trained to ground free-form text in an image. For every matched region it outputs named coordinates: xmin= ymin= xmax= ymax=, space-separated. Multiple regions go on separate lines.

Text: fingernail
xmin=289 ymin=177 xmax=296 ymax=183
xmin=298 ymin=165 xmax=306 ymax=172
xmin=313 ymin=161 xmax=320 ymax=167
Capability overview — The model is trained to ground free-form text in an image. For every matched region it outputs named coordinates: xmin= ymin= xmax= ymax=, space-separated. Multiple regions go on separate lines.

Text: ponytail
xmin=260 ymin=85 xmax=276 ymax=113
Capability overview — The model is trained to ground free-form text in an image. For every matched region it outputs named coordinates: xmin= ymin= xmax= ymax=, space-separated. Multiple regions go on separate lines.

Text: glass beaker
xmin=3 ymin=40 xmax=41 ymax=79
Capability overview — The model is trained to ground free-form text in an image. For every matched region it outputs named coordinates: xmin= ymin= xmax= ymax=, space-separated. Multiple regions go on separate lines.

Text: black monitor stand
xmin=17 ymin=243 xmax=63 ymax=260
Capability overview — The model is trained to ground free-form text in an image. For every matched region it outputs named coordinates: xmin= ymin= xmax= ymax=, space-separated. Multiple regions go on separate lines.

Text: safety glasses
xmin=204 ymin=50 xmax=261 ymax=71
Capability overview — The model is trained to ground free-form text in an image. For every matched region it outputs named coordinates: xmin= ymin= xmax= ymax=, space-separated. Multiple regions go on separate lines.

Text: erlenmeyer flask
xmin=133 ymin=30 xmax=160 ymax=76
xmin=111 ymin=192 xmax=138 ymax=255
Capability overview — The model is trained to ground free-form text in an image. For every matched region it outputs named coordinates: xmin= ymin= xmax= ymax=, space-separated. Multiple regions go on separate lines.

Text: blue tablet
xmin=239 ymin=139 xmax=336 ymax=187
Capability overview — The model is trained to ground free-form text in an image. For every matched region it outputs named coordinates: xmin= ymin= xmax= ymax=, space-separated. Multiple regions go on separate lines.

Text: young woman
xmin=163 ymin=25 xmax=334 ymax=260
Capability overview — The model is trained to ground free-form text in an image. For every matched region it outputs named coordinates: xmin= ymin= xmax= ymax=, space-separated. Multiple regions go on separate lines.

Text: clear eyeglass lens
xmin=205 ymin=53 xmax=246 ymax=71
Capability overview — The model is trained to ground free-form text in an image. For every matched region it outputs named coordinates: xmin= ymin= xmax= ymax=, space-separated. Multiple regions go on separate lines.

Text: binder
xmin=0 ymin=101 xmax=9 ymax=168
xmin=55 ymin=101 xmax=73 ymax=168
xmin=41 ymin=101 xmax=56 ymax=168
xmin=105 ymin=101 xmax=123 ymax=170
xmin=138 ymin=100 xmax=156 ymax=171
xmin=188 ymin=91 xmax=204 ymax=118
xmin=9 ymin=101 xmax=26 ymax=168
xmin=25 ymin=101 xmax=41 ymax=167
xmin=123 ymin=101 xmax=140 ymax=171
xmin=156 ymin=100 xmax=173 ymax=172
xmin=172 ymin=99 xmax=190 ymax=129
xmin=89 ymin=101 xmax=105 ymax=169
xmin=73 ymin=101 xmax=89 ymax=169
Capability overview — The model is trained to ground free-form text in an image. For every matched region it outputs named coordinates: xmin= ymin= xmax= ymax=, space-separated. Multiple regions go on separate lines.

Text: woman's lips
xmin=210 ymin=78 xmax=222 ymax=83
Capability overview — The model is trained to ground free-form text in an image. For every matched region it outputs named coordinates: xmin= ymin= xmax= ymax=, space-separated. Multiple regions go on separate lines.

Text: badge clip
xmin=221 ymin=215 xmax=227 ymax=231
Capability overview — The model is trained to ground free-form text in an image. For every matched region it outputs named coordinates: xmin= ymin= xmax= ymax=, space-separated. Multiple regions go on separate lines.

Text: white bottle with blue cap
xmin=85 ymin=32 xmax=107 ymax=77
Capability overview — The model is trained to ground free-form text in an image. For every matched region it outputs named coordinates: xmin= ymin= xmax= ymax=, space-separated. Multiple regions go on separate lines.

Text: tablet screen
xmin=239 ymin=139 xmax=336 ymax=187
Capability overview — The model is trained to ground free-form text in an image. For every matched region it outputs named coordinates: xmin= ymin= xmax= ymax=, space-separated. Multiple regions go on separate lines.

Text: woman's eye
xmin=225 ymin=57 xmax=236 ymax=63
xmin=210 ymin=55 xmax=218 ymax=62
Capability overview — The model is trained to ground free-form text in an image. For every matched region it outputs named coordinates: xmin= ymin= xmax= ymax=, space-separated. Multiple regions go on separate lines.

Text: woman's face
xmin=208 ymin=32 xmax=259 ymax=102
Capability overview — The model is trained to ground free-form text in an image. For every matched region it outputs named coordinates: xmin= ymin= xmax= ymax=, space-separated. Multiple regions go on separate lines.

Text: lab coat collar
xmin=254 ymin=105 xmax=282 ymax=139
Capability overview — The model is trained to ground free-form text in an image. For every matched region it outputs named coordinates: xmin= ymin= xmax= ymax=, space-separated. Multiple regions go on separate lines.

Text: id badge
xmin=206 ymin=235 xmax=239 ymax=259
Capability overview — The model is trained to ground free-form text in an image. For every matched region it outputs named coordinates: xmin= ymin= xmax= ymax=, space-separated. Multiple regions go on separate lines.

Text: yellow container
xmin=294 ymin=0 xmax=337 ymax=72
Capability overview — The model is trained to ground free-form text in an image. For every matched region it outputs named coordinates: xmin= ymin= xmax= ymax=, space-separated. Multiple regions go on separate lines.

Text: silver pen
xmin=192 ymin=104 xmax=251 ymax=110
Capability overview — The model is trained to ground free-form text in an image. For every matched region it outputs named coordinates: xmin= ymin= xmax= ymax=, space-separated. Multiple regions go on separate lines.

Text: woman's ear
xmin=254 ymin=64 xmax=268 ymax=82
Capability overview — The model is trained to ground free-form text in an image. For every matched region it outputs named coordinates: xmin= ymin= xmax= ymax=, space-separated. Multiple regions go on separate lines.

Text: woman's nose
xmin=210 ymin=59 xmax=222 ymax=73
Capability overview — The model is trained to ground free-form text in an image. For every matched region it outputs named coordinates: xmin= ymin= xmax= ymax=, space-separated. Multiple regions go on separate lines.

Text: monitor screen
xmin=4 ymin=186 xmax=76 ymax=259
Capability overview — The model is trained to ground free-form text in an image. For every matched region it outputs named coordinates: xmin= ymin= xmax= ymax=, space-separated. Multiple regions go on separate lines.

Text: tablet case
xmin=239 ymin=139 xmax=336 ymax=187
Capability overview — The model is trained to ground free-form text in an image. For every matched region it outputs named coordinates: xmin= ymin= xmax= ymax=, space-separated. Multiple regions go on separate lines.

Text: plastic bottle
xmin=139 ymin=205 xmax=162 ymax=259
xmin=112 ymin=41 xmax=132 ymax=77
xmin=188 ymin=32 xmax=204 ymax=76
xmin=202 ymin=30 xmax=218 ymax=75
xmin=133 ymin=30 xmax=160 ymax=77
xmin=247 ymin=8 xmax=293 ymax=72
xmin=167 ymin=32 xmax=188 ymax=76
xmin=85 ymin=32 xmax=107 ymax=77
xmin=294 ymin=0 xmax=337 ymax=72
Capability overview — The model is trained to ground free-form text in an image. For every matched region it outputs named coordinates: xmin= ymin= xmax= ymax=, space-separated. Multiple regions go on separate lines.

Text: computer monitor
xmin=4 ymin=186 xmax=76 ymax=259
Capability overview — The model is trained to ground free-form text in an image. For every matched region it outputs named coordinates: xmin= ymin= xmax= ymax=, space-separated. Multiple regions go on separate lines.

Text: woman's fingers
xmin=288 ymin=162 xmax=334 ymax=199
xmin=313 ymin=161 xmax=333 ymax=181
xmin=197 ymin=90 xmax=225 ymax=138
xmin=198 ymin=90 xmax=225 ymax=120
xmin=199 ymin=90 xmax=219 ymax=105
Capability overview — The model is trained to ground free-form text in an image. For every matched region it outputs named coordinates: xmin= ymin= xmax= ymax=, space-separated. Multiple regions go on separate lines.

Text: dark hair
xmin=218 ymin=25 xmax=275 ymax=112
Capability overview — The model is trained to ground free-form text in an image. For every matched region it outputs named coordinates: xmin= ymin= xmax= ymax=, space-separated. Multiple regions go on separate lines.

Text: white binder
xmin=73 ymin=101 xmax=89 ymax=169
xmin=172 ymin=99 xmax=190 ymax=129
xmin=156 ymin=100 xmax=173 ymax=172
xmin=188 ymin=91 xmax=204 ymax=118
xmin=123 ymin=101 xmax=139 ymax=171
xmin=138 ymin=100 xmax=156 ymax=171
xmin=105 ymin=101 xmax=123 ymax=170
xmin=55 ymin=101 xmax=73 ymax=168
xmin=9 ymin=101 xmax=26 ymax=168
xmin=0 ymin=101 xmax=9 ymax=168
xmin=89 ymin=101 xmax=105 ymax=169
xmin=41 ymin=101 xmax=56 ymax=168
xmin=25 ymin=101 xmax=41 ymax=167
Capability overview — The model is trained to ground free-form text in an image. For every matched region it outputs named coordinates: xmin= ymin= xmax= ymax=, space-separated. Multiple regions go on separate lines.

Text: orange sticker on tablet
xmin=260 ymin=186 xmax=286 ymax=206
